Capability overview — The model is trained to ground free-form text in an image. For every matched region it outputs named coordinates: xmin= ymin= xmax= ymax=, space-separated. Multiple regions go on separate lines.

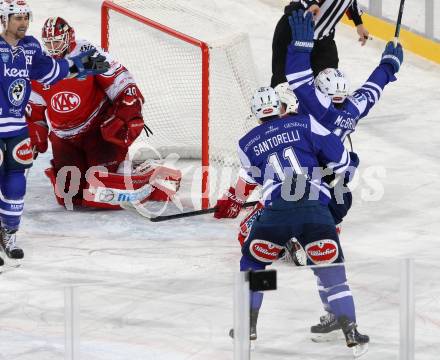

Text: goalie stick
xmin=394 ymin=0 xmax=406 ymax=46
xmin=149 ymin=200 xmax=259 ymax=222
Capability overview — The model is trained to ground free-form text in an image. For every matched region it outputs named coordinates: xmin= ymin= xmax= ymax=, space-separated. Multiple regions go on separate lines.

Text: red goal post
xmin=101 ymin=0 xmax=257 ymax=209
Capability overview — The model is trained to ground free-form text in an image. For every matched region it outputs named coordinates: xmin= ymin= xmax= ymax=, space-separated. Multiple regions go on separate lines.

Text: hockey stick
xmin=149 ymin=200 xmax=259 ymax=222
xmin=393 ymin=0 xmax=406 ymax=46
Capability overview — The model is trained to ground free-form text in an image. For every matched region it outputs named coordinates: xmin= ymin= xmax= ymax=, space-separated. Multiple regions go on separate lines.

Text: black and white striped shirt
xmin=293 ymin=0 xmax=362 ymax=40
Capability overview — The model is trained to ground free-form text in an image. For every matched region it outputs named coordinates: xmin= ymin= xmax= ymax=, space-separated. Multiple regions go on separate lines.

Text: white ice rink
xmin=1 ymin=0 xmax=440 ymax=359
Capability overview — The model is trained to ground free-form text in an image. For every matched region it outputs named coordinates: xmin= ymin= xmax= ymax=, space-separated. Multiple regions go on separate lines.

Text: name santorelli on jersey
xmin=253 ymin=129 xmax=300 ymax=156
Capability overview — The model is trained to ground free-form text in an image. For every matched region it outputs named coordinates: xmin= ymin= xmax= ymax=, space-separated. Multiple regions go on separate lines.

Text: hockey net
xmin=101 ymin=0 xmax=258 ymax=208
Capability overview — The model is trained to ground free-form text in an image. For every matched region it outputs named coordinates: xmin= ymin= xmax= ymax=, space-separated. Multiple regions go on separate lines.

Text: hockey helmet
xmin=274 ymin=82 xmax=299 ymax=114
xmin=315 ymin=68 xmax=349 ymax=104
xmin=42 ymin=17 xmax=76 ymax=58
xmin=250 ymin=86 xmax=281 ymax=120
xmin=0 ymin=0 xmax=32 ymax=23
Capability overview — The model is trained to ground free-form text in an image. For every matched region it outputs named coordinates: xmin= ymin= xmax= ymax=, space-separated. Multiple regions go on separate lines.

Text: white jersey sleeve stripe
xmin=286 ymin=69 xmax=313 ymax=82
xmin=238 ymin=168 xmax=258 ymax=185
xmin=310 ymin=116 xmax=331 ymax=136
xmin=328 ymin=150 xmax=351 ymax=174
xmin=38 ymin=58 xmax=60 ymax=84
xmin=288 ymin=75 xmax=314 ymax=90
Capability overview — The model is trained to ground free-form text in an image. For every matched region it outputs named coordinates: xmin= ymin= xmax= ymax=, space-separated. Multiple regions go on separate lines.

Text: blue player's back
xmin=238 ymin=113 xmax=352 ymax=206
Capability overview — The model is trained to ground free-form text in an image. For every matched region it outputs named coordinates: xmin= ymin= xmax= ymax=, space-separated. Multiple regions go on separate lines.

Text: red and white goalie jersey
xmin=27 ymin=39 xmax=142 ymax=140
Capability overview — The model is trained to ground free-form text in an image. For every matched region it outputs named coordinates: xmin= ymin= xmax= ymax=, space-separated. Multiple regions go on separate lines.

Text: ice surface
xmin=1 ymin=0 xmax=439 ymax=359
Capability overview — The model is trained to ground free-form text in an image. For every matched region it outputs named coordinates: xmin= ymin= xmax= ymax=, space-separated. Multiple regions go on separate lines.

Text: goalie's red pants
xmin=49 ymin=123 xmax=128 ymax=205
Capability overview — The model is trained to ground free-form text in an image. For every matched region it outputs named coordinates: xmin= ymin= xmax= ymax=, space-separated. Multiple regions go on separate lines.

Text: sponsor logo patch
xmin=13 ymin=138 xmax=33 ymax=165
xmin=4 ymin=64 xmax=29 ymax=77
xmin=8 ymin=78 xmax=26 ymax=107
xmin=97 ymin=189 xmax=115 ymax=202
xmin=305 ymin=239 xmax=339 ymax=264
xmin=1 ymin=52 xmax=9 ymax=63
xmin=51 ymin=92 xmax=81 ymax=113
xmin=249 ymin=239 xmax=283 ymax=263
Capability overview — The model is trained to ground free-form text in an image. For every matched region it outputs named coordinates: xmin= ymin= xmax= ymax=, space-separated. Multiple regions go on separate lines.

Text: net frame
xmin=101 ymin=0 xmax=211 ymax=208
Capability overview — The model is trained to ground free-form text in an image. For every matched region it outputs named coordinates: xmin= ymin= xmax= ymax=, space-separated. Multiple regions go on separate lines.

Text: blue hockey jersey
xmin=285 ymin=45 xmax=397 ymax=141
xmin=0 ymin=35 xmax=70 ymax=137
xmin=238 ymin=114 xmax=354 ymax=207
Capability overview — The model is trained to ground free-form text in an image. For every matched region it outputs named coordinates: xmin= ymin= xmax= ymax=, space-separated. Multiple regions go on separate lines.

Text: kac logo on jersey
xmin=13 ymin=138 xmax=33 ymax=165
xmin=51 ymin=92 xmax=81 ymax=113
xmin=8 ymin=79 xmax=26 ymax=107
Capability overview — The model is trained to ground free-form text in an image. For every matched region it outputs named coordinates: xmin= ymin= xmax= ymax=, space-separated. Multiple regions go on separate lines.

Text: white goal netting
xmin=102 ymin=0 xmax=259 ymax=203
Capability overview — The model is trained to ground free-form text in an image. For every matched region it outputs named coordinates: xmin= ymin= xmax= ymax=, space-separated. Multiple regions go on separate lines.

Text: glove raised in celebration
xmin=68 ymin=49 xmax=110 ymax=79
xmin=380 ymin=41 xmax=403 ymax=74
xmin=288 ymin=9 xmax=314 ymax=52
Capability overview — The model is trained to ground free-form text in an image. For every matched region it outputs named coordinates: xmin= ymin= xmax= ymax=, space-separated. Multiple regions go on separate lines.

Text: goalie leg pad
xmin=83 ymin=164 xmax=182 ymax=209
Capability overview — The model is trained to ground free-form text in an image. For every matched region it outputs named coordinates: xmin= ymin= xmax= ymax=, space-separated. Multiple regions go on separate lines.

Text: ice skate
xmin=1 ymin=228 xmax=24 ymax=260
xmin=338 ymin=316 xmax=369 ymax=358
xmin=310 ymin=312 xmax=343 ymax=342
xmin=229 ymin=309 xmax=259 ymax=341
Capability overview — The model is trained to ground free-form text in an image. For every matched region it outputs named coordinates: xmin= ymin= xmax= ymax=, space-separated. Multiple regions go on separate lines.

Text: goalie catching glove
xmin=101 ymin=86 xmax=146 ymax=147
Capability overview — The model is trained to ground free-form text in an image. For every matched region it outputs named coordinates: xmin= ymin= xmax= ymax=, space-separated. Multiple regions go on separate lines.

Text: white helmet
xmin=250 ymin=86 xmax=281 ymax=120
xmin=274 ymin=82 xmax=299 ymax=114
xmin=0 ymin=0 xmax=32 ymax=22
xmin=315 ymin=68 xmax=349 ymax=104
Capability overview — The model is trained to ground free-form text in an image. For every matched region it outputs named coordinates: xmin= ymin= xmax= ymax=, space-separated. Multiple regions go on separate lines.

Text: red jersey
xmin=27 ymin=39 xmax=139 ymax=139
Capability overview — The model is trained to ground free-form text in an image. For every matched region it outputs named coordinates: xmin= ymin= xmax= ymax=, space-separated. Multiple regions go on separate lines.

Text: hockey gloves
xmin=101 ymin=86 xmax=145 ymax=148
xmin=68 ymin=49 xmax=110 ymax=79
xmin=214 ymin=178 xmax=258 ymax=219
xmin=27 ymin=120 xmax=49 ymax=156
xmin=288 ymin=9 xmax=314 ymax=53
xmin=214 ymin=187 xmax=246 ymax=219
xmin=380 ymin=41 xmax=403 ymax=74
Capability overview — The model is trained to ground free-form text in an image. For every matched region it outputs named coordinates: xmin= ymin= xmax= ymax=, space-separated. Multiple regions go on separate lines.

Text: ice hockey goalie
xmin=26 ymin=17 xmax=181 ymax=209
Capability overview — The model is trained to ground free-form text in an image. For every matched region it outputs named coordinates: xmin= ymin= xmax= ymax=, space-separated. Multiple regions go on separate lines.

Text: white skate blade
xmin=311 ymin=331 xmax=344 ymax=343
xmin=352 ymin=343 xmax=369 ymax=358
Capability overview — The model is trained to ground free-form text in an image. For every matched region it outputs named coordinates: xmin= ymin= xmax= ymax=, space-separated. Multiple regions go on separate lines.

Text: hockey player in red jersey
xmin=26 ymin=17 xmax=180 ymax=209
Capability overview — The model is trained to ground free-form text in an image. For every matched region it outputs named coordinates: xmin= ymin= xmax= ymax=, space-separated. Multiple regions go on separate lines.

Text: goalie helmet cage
xmin=101 ymin=0 xmax=258 ymax=209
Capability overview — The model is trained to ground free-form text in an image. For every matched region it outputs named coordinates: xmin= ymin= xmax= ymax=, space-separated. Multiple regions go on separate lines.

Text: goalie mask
xmin=250 ymin=86 xmax=281 ymax=120
xmin=315 ymin=68 xmax=349 ymax=104
xmin=274 ymin=82 xmax=299 ymax=114
xmin=42 ymin=17 xmax=75 ymax=58
xmin=0 ymin=0 xmax=33 ymax=27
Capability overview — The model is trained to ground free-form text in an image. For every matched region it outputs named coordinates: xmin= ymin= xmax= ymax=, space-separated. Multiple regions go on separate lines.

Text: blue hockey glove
xmin=68 ymin=49 xmax=110 ymax=79
xmin=380 ymin=41 xmax=403 ymax=74
xmin=344 ymin=151 xmax=359 ymax=185
xmin=288 ymin=9 xmax=314 ymax=52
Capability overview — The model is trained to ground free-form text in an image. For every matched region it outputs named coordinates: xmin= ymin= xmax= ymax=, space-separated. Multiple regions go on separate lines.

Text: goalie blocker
xmin=44 ymin=161 xmax=181 ymax=209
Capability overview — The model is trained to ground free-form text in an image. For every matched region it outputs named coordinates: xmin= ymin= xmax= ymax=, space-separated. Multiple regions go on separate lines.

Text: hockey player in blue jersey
xmin=0 ymin=0 xmax=110 ymax=265
xmin=216 ymin=87 xmax=369 ymax=354
xmin=286 ymin=9 xmax=403 ymax=142
xmin=284 ymin=9 xmax=403 ymax=337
